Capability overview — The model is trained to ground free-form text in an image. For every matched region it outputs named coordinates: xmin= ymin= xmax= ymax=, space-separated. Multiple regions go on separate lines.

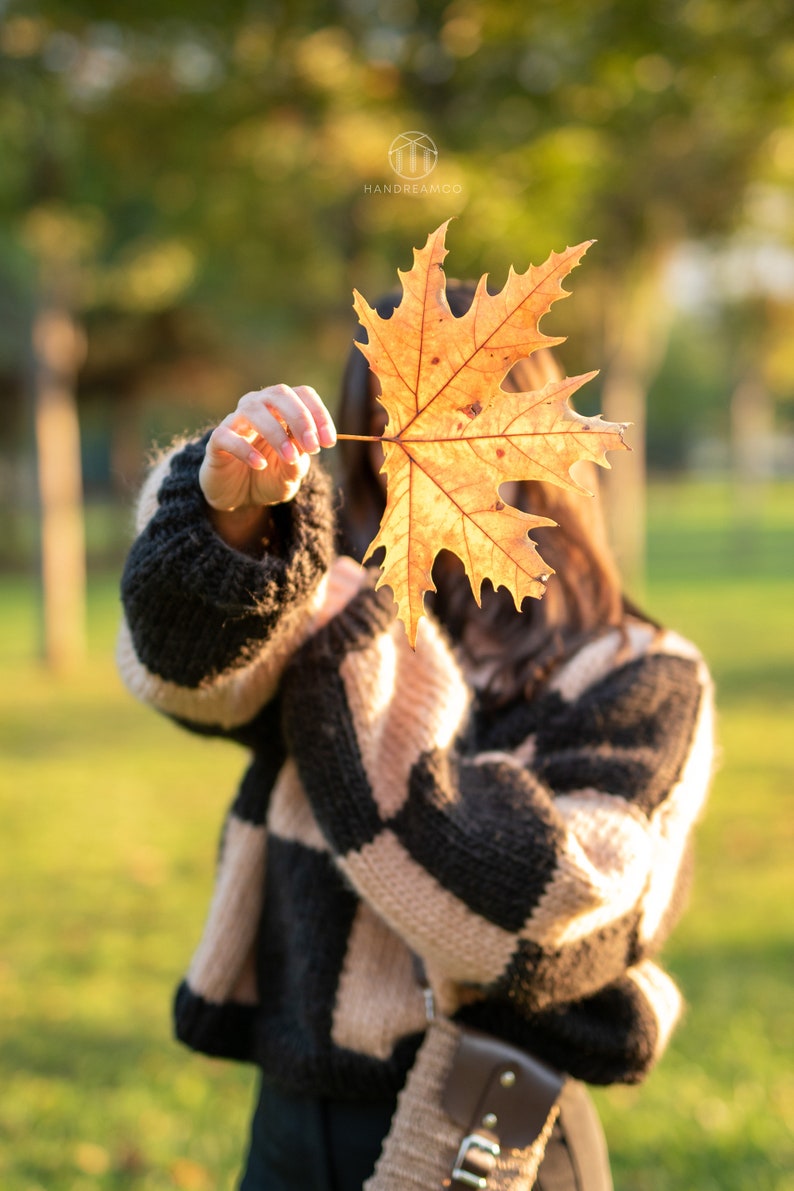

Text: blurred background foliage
xmin=2 ymin=0 xmax=794 ymax=607
xmin=1 ymin=1 xmax=793 ymax=1188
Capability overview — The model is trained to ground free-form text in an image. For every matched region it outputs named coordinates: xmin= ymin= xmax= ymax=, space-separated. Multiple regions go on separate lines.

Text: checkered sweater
xmin=118 ymin=435 xmax=714 ymax=1097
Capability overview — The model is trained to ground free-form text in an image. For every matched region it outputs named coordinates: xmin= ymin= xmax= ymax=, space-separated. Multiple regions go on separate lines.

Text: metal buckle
xmin=451 ymin=1131 xmax=501 ymax=1189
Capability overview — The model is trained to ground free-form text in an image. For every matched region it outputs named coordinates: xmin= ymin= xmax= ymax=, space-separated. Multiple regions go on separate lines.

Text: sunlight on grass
xmin=1 ymin=480 xmax=792 ymax=1190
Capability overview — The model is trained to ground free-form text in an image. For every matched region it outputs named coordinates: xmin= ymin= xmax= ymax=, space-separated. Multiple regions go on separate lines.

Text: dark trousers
xmin=239 ymin=1074 xmax=613 ymax=1191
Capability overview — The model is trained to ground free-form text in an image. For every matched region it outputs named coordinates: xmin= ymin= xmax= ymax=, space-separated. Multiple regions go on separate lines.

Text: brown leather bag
xmin=364 ymin=1015 xmax=566 ymax=1191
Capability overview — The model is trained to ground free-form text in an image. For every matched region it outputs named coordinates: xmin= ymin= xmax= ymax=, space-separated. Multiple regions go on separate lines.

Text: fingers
xmin=231 ymin=384 xmax=336 ymax=463
xmin=203 ymin=383 xmax=336 ymax=513
xmin=292 ymin=386 xmax=337 ymax=450
xmin=208 ymin=421 xmax=270 ymax=472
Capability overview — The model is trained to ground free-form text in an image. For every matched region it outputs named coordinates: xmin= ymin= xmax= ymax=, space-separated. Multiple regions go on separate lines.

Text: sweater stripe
xmin=535 ymin=653 xmax=703 ymax=814
xmin=639 ymin=656 xmax=715 ymax=945
xmin=547 ymin=621 xmax=657 ymax=701
xmin=522 ymin=790 xmax=652 ymax=948
xmin=117 ymin=602 xmax=324 ymax=730
xmin=340 ymin=829 xmax=517 ymax=984
xmin=186 ymin=815 xmax=266 ymax=1005
xmin=330 ymin=901 xmax=427 ymax=1060
xmin=267 ymin=759 xmax=329 ymax=852
xmin=626 ymin=960 xmax=682 ymax=1059
xmin=391 ymin=752 xmax=565 ymax=933
xmin=339 ymin=619 xmax=471 ymax=820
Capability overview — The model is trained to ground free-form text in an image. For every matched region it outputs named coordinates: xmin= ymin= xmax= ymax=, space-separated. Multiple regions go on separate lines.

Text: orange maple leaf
xmin=349 ymin=219 xmax=628 ymax=646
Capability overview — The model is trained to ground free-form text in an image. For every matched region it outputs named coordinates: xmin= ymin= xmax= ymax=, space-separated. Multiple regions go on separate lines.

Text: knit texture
xmin=118 ymin=437 xmax=715 ymax=1099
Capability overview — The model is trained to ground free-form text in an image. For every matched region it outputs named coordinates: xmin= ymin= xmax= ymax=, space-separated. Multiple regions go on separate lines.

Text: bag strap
xmin=413 ymin=956 xmax=565 ymax=1190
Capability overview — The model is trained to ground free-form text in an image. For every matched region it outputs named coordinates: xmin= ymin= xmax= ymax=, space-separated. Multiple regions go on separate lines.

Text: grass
xmin=1 ymin=478 xmax=793 ymax=1190
xmin=593 ymin=479 xmax=794 ymax=1191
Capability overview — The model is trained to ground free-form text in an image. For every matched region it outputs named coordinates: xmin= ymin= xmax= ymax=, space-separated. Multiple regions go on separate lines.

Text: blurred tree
xmin=1 ymin=0 xmax=791 ymax=653
xmin=367 ymin=0 xmax=794 ymax=585
xmin=27 ymin=239 xmax=88 ymax=671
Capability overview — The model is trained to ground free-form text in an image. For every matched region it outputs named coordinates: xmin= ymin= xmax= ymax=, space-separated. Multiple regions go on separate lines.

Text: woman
xmin=118 ymin=286 xmax=714 ymax=1190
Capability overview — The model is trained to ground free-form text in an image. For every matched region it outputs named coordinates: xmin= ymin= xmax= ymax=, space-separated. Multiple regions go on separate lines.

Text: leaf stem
xmin=336 ymin=433 xmax=394 ymax=443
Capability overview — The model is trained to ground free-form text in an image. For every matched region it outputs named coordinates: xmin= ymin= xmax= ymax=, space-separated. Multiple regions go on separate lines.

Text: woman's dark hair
xmin=335 ymin=283 xmax=630 ymax=706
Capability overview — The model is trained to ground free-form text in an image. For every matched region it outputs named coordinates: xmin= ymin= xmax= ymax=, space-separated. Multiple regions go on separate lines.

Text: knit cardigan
xmin=118 ymin=434 xmax=714 ymax=1099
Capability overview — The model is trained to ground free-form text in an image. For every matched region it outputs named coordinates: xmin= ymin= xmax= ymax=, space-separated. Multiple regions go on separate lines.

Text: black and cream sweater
xmin=118 ymin=435 xmax=714 ymax=1098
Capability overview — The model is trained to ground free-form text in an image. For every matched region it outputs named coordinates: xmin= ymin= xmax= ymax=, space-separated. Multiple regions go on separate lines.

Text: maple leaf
xmin=348 ymin=219 xmax=628 ymax=646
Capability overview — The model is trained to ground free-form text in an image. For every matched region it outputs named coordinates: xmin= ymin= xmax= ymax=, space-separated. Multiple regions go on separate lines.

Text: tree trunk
xmin=730 ymin=369 xmax=774 ymax=554
xmin=599 ymin=253 xmax=674 ymax=599
xmin=600 ymin=349 xmax=648 ymax=598
xmin=31 ymin=281 xmax=87 ymax=671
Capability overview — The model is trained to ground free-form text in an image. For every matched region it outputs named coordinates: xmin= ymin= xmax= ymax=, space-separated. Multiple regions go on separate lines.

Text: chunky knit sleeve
xmin=281 ymin=589 xmax=714 ymax=1017
xmin=117 ymin=434 xmax=336 ymax=737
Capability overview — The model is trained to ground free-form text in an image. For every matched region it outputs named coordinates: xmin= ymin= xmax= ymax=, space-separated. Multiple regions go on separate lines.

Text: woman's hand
xmin=200 ymin=384 xmax=336 ymax=510
xmin=199 ymin=385 xmax=336 ymax=550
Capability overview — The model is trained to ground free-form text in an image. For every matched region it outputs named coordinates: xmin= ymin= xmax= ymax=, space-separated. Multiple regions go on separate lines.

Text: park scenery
xmin=1 ymin=3 xmax=792 ymax=1189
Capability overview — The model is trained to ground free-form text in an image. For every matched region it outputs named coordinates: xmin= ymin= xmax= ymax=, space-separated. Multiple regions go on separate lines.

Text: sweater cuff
xmin=121 ymin=434 xmax=336 ymax=688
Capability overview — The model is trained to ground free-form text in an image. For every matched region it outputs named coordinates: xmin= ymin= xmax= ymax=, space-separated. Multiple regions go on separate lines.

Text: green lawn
xmin=1 ymin=479 xmax=792 ymax=1190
